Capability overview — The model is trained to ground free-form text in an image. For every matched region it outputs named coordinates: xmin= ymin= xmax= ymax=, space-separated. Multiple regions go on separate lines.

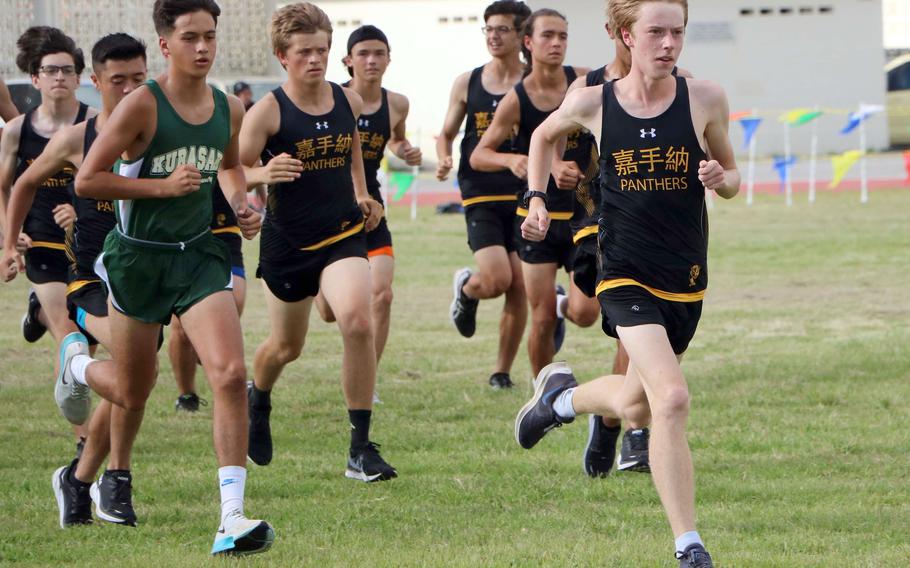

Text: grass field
xmin=1 ymin=189 xmax=909 ymax=567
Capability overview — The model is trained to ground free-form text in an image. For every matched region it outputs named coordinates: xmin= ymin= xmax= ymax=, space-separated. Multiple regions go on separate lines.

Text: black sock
xmin=349 ymin=409 xmax=372 ymax=453
xmin=250 ymin=385 xmax=271 ymax=409
xmin=67 ymin=462 xmax=90 ymax=489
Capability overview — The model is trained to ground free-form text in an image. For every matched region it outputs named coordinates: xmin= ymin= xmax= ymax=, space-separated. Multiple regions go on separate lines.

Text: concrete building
xmin=3 ymin=0 xmax=888 ymax=156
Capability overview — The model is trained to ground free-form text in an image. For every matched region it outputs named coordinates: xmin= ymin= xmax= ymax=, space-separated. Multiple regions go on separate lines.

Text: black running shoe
xmin=489 ymin=372 xmax=514 ymax=389
xmin=90 ymin=470 xmax=137 ymax=526
xmin=450 ymin=268 xmax=478 ymax=338
xmin=617 ymin=428 xmax=651 ymax=473
xmin=22 ymin=289 xmax=47 ymax=343
xmin=345 ymin=441 xmax=397 ymax=482
xmin=554 ymin=284 xmax=566 ymax=354
xmin=75 ymin=437 xmax=86 ymax=460
xmin=175 ymin=392 xmax=207 ymax=413
xmin=514 ymin=362 xmax=577 ymax=449
xmin=52 ymin=459 xmax=92 ymax=528
xmin=248 ymin=383 xmax=273 ymax=466
xmin=677 ymin=544 xmax=714 ymax=568
xmin=583 ymin=415 xmax=621 ymax=478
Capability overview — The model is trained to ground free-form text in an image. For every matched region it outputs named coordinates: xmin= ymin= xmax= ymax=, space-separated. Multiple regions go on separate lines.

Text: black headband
xmin=346 ymin=25 xmax=389 ymax=53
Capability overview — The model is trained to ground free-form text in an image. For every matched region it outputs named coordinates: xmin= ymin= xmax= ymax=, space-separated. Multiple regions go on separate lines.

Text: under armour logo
xmin=631 ymin=305 xmax=641 ymax=312
xmin=316 ymin=121 xmax=329 ymax=130
xmin=492 ymin=100 xmax=498 ymax=108
xmin=640 ymin=128 xmax=656 ymax=138
xmin=358 ymin=118 xmax=369 ymax=128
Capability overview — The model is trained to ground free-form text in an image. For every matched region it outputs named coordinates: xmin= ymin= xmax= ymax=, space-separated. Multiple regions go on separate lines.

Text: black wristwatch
xmin=522 ymin=190 xmax=548 ymax=208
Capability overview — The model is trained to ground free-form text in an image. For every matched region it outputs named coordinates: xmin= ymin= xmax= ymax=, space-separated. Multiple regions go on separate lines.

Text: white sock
xmin=555 ymin=293 xmax=567 ymax=319
xmin=552 ymin=387 xmax=576 ymax=420
xmin=218 ymin=466 xmax=246 ymax=524
xmin=675 ymin=531 xmax=703 ymax=554
xmin=70 ymin=354 xmax=94 ymax=387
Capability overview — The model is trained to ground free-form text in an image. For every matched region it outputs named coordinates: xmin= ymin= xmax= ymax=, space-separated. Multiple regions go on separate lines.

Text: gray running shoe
xmin=54 ymin=332 xmax=91 ymax=425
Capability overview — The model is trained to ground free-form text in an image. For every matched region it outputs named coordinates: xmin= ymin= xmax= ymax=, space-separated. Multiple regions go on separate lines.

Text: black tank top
xmin=457 ymin=66 xmax=524 ymax=206
xmin=598 ymin=76 xmax=708 ymax=299
xmin=513 ymin=66 xmax=581 ymax=217
xmin=67 ymin=116 xmax=116 ymax=281
xmin=262 ymin=83 xmax=362 ymax=250
xmin=210 ymin=181 xmax=239 ymax=236
xmin=16 ymin=102 xmax=89 ymax=245
xmin=352 ymin=86 xmax=391 ymax=205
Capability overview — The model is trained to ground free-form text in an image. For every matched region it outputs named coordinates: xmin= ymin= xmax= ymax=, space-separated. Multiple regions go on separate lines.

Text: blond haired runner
xmin=240 ymin=3 xmax=395 ymax=482
xmin=514 ymin=1 xmax=739 ymax=565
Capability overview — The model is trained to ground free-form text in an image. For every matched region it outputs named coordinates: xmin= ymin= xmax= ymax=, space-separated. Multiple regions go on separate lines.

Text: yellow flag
xmin=779 ymin=108 xmax=811 ymax=124
xmin=828 ymin=150 xmax=863 ymax=189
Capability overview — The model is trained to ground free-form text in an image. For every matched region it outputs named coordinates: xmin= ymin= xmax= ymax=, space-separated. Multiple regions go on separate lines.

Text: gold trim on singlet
xmin=212 ymin=226 xmax=242 ymax=236
xmin=515 ymin=207 xmax=573 ymax=221
xmin=461 ymin=194 xmax=517 ymax=207
xmin=595 ymin=278 xmax=705 ymax=303
xmin=299 ymin=221 xmax=364 ymax=251
xmin=572 ymin=225 xmax=598 ymax=243
xmin=30 ymin=241 xmax=67 ymax=251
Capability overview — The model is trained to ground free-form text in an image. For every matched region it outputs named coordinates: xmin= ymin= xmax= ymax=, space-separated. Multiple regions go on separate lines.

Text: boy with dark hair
xmin=63 ymin=0 xmax=273 ymax=555
xmin=437 ymin=0 xmax=531 ymax=389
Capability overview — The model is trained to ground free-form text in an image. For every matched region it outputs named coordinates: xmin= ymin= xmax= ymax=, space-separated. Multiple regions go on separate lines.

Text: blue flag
xmin=772 ymin=155 xmax=797 ymax=192
xmin=739 ymin=117 xmax=762 ymax=150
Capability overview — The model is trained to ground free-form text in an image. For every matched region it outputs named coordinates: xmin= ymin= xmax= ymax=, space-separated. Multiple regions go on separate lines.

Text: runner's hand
xmin=0 ymin=247 xmax=23 ymax=283
xmin=52 ymin=203 xmax=77 ymax=230
xmin=402 ymin=145 xmax=422 ymax=167
xmin=162 ymin=164 xmax=202 ymax=197
xmin=262 ymin=152 xmax=303 ymax=184
xmin=359 ymin=198 xmax=383 ymax=232
xmin=698 ymin=159 xmax=725 ymax=191
xmin=436 ymin=156 xmax=453 ymax=181
xmin=508 ymin=155 xmax=529 ymax=180
xmin=16 ymin=232 xmax=32 ymax=254
xmin=521 ymin=198 xmax=550 ymax=242
xmin=552 ymin=160 xmax=582 ymax=190
xmin=236 ymin=206 xmax=262 ymax=240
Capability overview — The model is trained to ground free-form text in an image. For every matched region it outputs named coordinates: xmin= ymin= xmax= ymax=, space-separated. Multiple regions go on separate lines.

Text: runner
xmin=1 ymin=32 xmax=148 ymax=527
xmin=470 ymin=8 xmax=590 ymax=377
xmin=313 ymin=24 xmax=422 ymax=396
xmin=239 ymin=2 xmax=396 ymax=482
xmin=60 ymin=0 xmax=274 ymax=554
xmin=437 ymin=0 xmax=531 ymax=389
xmin=514 ymin=1 xmax=739 ymax=565
xmin=0 ymin=26 xmax=94 ymax=445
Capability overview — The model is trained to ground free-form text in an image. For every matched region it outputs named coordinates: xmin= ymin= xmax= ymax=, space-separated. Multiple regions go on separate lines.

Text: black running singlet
xmin=350 ymin=86 xmax=391 ymax=205
xmin=513 ymin=66 xmax=584 ymax=219
xmin=597 ymin=76 xmax=708 ymax=300
xmin=210 ymin=181 xmax=239 ymax=236
xmin=67 ymin=116 xmax=116 ymax=282
xmin=457 ymin=66 xmax=524 ymax=207
xmin=262 ymin=83 xmax=362 ymax=250
xmin=15 ymin=102 xmax=89 ymax=246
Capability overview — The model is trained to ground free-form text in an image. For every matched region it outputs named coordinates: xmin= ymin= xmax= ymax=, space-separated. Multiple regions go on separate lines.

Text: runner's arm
xmin=698 ymin=82 xmax=740 ymax=199
xmin=469 ymin=90 xmax=524 ymax=176
xmin=387 ymin=92 xmax=421 ymax=166
xmin=0 ymin=116 xmax=24 ymax=236
xmin=344 ymin=87 xmax=382 ymax=231
xmin=239 ymin=93 xmax=300 ymax=188
xmin=0 ymin=80 xmax=17 ymax=122
xmin=435 ymin=72 xmax=469 ymax=181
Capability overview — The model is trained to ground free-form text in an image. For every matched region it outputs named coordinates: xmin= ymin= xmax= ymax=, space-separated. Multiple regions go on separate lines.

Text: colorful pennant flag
xmin=729 ymin=110 xmax=754 ymax=121
xmin=779 ymin=108 xmax=823 ymax=126
xmin=738 ymin=117 xmax=762 ymax=149
xmin=390 ymin=171 xmax=416 ymax=201
xmin=828 ymin=150 xmax=863 ymax=189
xmin=772 ymin=155 xmax=797 ymax=192
xmin=840 ymin=104 xmax=885 ymax=135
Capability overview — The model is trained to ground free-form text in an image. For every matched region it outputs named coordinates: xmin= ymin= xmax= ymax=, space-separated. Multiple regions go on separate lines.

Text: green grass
xmin=1 ymin=189 xmax=909 ymax=567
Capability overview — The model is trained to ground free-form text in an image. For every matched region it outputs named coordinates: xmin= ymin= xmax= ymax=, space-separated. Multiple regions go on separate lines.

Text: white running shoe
xmin=54 ymin=332 xmax=91 ymax=425
xmin=211 ymin=509 xmax=275 ymax=556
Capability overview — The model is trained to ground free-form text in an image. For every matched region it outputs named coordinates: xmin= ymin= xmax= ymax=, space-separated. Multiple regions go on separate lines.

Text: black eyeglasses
xmin=481 ymin=25 xmax=516 ymax=36
xmin=38 ymin=65 xmax=76 ymax=77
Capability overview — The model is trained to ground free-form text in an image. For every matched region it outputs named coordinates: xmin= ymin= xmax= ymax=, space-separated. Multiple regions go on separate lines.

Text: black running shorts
xmin=598 ymin=285 xmax=702 ymax=355
xmin=515 ymin=217 xmax=575 ymax=270
xmin=67 ymin=280 xmax=108 ymax=345
xmin=572 ymin=235 xmax=598 ymax=298
xmin=464 ymin=202 xmax=517 ymax=253
xmin=214 ymin=231 xmax=245 ymax=278
xmin=25 ymin=245 xmax=69 ymax=284
xmin=366 ymin=217 xmax=393 ymax=258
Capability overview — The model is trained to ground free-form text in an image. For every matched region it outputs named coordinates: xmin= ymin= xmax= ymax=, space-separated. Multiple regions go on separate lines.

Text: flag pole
xmin=859 ymin=108 xmax=869 ymax=204
xmin=746 ymin=108 xmax=757 ymax=206
xmin=784 ymin=121 xmax=793 ymax=207
xmin=410 ymin=127 xmax=421 ymax=220
xmin=808 ymin=105 xmax=819 ymax=204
